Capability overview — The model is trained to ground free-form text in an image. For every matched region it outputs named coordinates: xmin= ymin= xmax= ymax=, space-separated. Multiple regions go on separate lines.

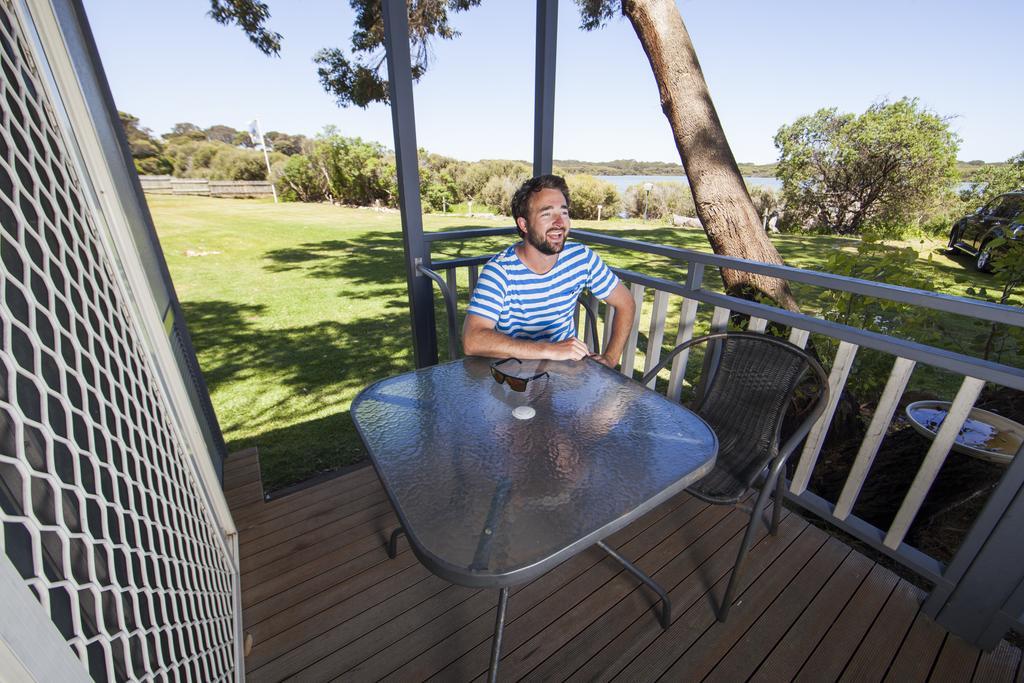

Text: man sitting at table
xmin=462 ymin=174 xmax=636 ymax=368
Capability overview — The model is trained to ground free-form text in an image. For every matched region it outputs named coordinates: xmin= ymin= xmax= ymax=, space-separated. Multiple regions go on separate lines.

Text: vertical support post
xmin=533 ymin=0 xmax=558 ymax=177
xmin=922 ymin=441 xmax=1024 ymax=649
xmin=382 ymin=0 xmax=438 ymax=368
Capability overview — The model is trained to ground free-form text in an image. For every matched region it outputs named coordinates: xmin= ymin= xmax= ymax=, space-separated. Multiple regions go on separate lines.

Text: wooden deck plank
xmin=232 ymin=465 xmax=377 ymax=526
xmin=246 ymin=544 xmax=422 ymax=642
xmin=239 ymin=477 xmax=384 ymax=545
xmin=227 ymin=467 xmax=1022 ymax=683
xmin=226 ymin=481 xmax=263 ymax=510
xmin=522 ymin=504 xmax=758 ymax=682
xmin=973 ymin=640 xmax=1023 ymax=683
xmin=243 ymin=524 xmax=406 ymax=621
xmin=884 ymin=611 xmax=949 ymax=682
xmin=794 ymin=563 xmax=900 ymax=681
xmin=930 ymin=633 xmax=981 ymax=683
xmin=375 ymin=493 xmax=700 ymax=682
xmin=566 ymin=507 xmax=799 ymax=683
xmin=223 ymin=448 xmax=261 ymax=491
xmin=444 ymin=497 xmax=715 ymax=680
xmin=839 ymin=579 xmax=923 ymax=682
xmin=351 ymin=502 xmax=732 ymax=682
xmin=242 ymin=508 xmax=398 ymax=605
xmin=247 ymin=557 xmax=438 ymax=675
xmin=700 ymin=536 xmax=852 ymax=683
xmin=240 ymin=485 xmax=388 ymax=557
xmin=613 ymin=521 xmax=823 ymax=682
xmin=240 ymin=499 xmax=395 ymax=574
xmin=486 ymin=499 xmax=736 ymax=681
xmin=750 ymin=549 xmax=873 ymax=682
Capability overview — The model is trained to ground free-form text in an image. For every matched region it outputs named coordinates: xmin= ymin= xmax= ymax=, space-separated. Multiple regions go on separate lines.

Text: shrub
xmin=420 ymin=152 xmax=464 ymax=212
xmin=748 ymin=185 xmax=781 ymax=223
xmin=311 ymin=129 xmax=397 ymax=205
xmin=565 ymin=174 xmax=620 ymax=220
xmin=460 ymin=160 xmax=531 ymax=200
xmin=623 ymin=181 xmax=694 ymax=220
xmin=209 ymin=147 xmax=277 ymax=180
xmin=775 ymin=98 xmax=960 ymax=235
xmin=819 ymin=235 xmax=941 ymax=396
xmin=959 ymin=151 xmax=1024 ymax=213
xmin=479 ymin=175 xmax=523 ymax=215
xmin=277 ymin=154 xmax=326 ymax=202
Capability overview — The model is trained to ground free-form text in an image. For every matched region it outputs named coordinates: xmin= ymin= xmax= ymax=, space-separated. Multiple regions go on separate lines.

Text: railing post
xmin=382 ymin=0 xmax=438 ymax=368
xmin=922 ymin=441 xmax=1024 ymax=649
xmin=533 ymin=0 xmax=557 ymax=177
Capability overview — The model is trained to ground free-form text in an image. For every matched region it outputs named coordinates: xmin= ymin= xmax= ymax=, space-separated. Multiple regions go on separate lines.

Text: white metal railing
xmin=426 ymin=226 xmax=1024 ymax=592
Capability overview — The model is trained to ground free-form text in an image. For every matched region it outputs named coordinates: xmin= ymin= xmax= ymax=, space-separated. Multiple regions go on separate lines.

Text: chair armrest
xmin=418 ymin=264 xmax=459 ymax=361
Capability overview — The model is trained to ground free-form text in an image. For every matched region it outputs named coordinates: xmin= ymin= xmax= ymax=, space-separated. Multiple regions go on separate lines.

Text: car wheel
xmin=976 ymin=246 xmax=993 ymax=272
xmin=946 ymin=228 xmax=959 ymax=253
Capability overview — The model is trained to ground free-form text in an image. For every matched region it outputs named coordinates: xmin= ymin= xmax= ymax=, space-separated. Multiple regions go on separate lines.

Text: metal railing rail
xmin=422 ymin=225 xmax=1024 ymax=647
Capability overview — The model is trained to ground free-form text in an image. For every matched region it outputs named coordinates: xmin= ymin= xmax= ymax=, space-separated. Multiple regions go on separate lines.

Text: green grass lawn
xmin=148 ymin=195 xmax=1016 ymax=491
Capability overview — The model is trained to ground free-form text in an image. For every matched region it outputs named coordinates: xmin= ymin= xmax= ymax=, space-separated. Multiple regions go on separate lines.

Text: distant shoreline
xmin=556 ymin=159 xmax=1001 ymax=181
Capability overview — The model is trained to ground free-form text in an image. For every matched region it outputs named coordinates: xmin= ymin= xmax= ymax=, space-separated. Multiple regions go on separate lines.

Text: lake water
xmin=596 ymin=174 xmax=782 ymax=193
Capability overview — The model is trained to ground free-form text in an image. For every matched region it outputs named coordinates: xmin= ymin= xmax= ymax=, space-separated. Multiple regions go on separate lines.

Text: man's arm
xmin=462 ymin=313 xmax=591 ymax=361
xmin=592 ymin=282 xmax=636 ymax=368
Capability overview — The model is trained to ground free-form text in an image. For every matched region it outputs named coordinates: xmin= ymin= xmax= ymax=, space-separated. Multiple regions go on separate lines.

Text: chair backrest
xmin=421 ymin=264 xmax=601 ymax=360
xmin=643 ymin=332 xmax=830 ymax=496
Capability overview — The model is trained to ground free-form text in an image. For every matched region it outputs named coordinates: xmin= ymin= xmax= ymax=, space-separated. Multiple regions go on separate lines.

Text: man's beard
xmin=525 ymin=227 xmax=564 ymax=255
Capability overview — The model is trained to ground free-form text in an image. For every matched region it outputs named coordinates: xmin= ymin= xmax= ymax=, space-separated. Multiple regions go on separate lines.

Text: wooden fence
xmin=139 ymin=175 xmax=274 ymax=197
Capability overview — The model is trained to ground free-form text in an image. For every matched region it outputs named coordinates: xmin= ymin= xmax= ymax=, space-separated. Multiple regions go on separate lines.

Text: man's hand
xmin=589 ymin=353 xmax=616 ymax=368
xmin=545 ymin=337 xmax=591 ymax=361
xmin=464 ymin=313 xmax=593 ymax=361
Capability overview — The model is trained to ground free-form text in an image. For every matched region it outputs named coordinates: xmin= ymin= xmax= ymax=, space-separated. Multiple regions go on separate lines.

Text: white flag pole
xmin=250 ymin=118 xmax=278 ymax=203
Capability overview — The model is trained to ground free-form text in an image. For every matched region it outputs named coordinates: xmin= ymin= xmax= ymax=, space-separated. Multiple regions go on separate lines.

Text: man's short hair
xmin=511 ymin=175 xmax=571 ymax=229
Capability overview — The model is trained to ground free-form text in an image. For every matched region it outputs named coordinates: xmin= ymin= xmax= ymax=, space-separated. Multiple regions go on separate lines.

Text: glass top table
xmin=351 ymin=357 xmax=717 ymax=681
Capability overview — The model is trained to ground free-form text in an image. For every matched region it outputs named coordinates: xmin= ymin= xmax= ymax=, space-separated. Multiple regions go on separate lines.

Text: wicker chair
xmin=640 ymin=332 xmax=830 ymax=621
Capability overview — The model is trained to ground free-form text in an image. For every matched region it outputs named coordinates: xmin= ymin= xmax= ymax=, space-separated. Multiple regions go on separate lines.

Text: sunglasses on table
xmin=489 ymin=358 xmax=549 ymax=392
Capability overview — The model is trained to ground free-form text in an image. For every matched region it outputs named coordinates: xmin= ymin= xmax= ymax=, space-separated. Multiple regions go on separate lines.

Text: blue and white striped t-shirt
xmin=466 ymin=242 xmax=619 ymax=342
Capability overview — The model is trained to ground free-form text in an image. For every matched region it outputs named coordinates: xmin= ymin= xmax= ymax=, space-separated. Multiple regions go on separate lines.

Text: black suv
xmin=948 ymin=190 xmax=1024 ymax=271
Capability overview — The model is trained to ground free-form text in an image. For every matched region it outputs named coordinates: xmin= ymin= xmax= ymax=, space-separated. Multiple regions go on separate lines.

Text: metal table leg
xmin=487 ymin=587 xmax=509 ymax=683
xmin=387 ymin=527 xmax=406 ymax=558
xmin=597 ymin=541 xmax=672 ymax=629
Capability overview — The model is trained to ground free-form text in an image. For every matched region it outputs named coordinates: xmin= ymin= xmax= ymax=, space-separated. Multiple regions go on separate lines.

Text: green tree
xmin=774 ymin=98 xmax=960 ymax=235
xmin=209 ymin=0 xmax=800 ymax=309
xmin=205 ymin=124 xmax=240 ymax=144
xmin=419 ymin=151 xmax=465 ymax=212
xmin=264 ymin=131 xmax=308 ymax=156
xmin=166 ymin=122 xmax=206 ymax=141
xmin=207 ymin=0 xmax=281 ymax=54
xmin=277 ymin=154 xmax=327 ymax=202
xmin=118 ymin=111 xmax=172 ymax=175
xmin=310 ymin=129 xmax=397 ymax=205
xmin=960 ymin=151 xmax=1024 ymax=212
xmin=163 ymin=138 xmax=278 ymax=180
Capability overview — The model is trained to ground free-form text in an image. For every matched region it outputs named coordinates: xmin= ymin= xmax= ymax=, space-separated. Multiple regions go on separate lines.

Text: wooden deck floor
xmin=224 ymin=450 xmax=1023 ymax=682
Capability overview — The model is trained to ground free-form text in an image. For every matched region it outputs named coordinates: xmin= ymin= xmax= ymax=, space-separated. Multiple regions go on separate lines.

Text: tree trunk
xmin=622 ymin=0 xmax=798 ymax=311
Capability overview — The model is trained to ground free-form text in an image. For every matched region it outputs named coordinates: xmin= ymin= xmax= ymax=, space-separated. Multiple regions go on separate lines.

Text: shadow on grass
xmin=262 ymin=234 xmax=406 ymax=285
xmin=181 ymin=299 xmax=415 ymax=490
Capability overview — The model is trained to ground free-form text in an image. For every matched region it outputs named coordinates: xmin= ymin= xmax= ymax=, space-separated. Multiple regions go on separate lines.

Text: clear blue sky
xmin=83 ymin=0 xmax=1023 ymax=164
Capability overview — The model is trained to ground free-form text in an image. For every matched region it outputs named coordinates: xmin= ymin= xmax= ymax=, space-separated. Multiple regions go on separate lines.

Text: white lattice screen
xmin=0 ymin=2 xmax=237 ymax=680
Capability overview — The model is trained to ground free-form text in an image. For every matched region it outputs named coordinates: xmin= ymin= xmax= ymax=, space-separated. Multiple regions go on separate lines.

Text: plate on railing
xmin=905 ymin=400 xmax=1023 ymax=465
